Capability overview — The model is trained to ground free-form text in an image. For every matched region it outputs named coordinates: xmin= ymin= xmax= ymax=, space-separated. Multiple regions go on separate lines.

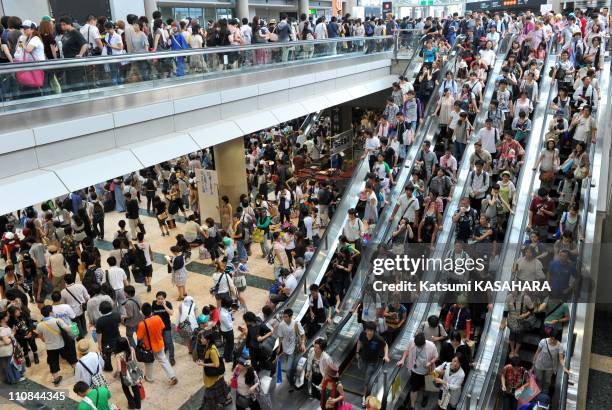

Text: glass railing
xmin=373 ymin=33 xmax=515 ymax=409
xmin=463 ymin=41 xmax=556 ymax=408
xmin=0 ymin=35 xmax=397 ymax=112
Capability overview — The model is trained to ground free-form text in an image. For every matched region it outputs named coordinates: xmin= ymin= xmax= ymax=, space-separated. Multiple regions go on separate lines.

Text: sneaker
xmin=170 ymin=357 xmax=176 ymax=366
xmin=52 ymin=376 xmax=63 ymax=386
xmin=169 ymin=377 xmax=178 ymax=386
xmin=25 ymin=357 xmax=31 ymax=368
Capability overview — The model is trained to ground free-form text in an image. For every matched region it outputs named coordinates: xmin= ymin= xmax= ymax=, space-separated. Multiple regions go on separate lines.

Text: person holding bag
xmin=232 ymin=349 xmax=261 ymax=410
xmin=115 ymin=337 xmax=144 ymax=410
xmin=196 ymin=332 xmax=230 ymax=409
xmin=14 ymin=20 xmax=46 ymax=90
xmin=433 ymin=355 xmax=465 ymax=410
xmin=36 ymin=305 xmax=77 ymax=385
xmin=320 ymin=363 xmax=347 ymax=410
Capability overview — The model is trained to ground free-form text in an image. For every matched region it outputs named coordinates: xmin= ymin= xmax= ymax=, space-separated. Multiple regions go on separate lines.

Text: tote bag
xmin=15 ymin=47 xmax=44 ymax=88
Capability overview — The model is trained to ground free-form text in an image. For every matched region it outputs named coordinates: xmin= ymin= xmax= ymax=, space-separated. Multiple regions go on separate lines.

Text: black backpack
xmin=93 ymin=201 xmax=104 ymax=220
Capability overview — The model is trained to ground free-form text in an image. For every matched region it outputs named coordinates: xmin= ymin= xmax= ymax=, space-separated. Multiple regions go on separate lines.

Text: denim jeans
xmin=163 ymin=329 xmax=175 ymax=361
xmin=283 ymin=352 xmax=298 ymax=386
xmin=236 ymin=240 xmax=248 ymax=261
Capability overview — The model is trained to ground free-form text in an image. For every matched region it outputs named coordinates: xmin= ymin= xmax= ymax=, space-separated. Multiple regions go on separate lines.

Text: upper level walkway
xmin=0 ymin=35 xmax=420 ymax=215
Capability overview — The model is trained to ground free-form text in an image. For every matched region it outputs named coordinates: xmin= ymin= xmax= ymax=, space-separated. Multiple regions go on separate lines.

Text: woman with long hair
xmin=252 ymin=16 xmax=270 ymax=65
xmin=38 ymin=18 xmax=57 ymax=60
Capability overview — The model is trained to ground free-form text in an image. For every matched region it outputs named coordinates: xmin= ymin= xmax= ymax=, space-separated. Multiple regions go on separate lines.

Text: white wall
xmin=0 ymin=0 xmax=50 ymax=19
xmin=110 ymin=0 xmax=145 ymax=22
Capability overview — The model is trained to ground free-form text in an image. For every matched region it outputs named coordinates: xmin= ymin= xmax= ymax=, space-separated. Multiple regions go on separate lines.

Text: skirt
xmin=172 ymin=267 xmax=187 ymax=287
xmin=202 ymin=378 xmax=230 ymax=409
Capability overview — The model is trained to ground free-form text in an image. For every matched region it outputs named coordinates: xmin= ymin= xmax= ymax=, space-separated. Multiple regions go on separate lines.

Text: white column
xmin=299 ymin=0 xmax=310 ymax=17
xmin=343 ymin=0 xmax=356 ymax=17
xmin=236 ymin=0 xmax=249 ymax=20
xmin=143 ymin=0 xmax=157 ymax=18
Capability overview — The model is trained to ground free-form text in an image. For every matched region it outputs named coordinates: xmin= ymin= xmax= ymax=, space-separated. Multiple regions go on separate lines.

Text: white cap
xmin=21 ymin=20 xmax=37 ymax=29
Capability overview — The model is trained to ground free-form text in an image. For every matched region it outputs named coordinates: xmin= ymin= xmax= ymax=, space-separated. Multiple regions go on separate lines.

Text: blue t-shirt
xmin=423 ymin=47 xmax=438 ymax=63
xmin=548 ymin=260 xmax=577 ymax=294
xmin=328 ymin=22 xmax=339 ymax=38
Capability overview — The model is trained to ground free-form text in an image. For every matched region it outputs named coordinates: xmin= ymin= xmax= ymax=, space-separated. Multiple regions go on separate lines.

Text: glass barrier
xmin=0 ymin=35 xmax=400 ymax=112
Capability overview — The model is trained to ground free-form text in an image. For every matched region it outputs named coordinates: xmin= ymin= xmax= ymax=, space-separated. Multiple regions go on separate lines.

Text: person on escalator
xmin=356 ymin=321 xmax=390 ymax=408
xmin=420 ymin=315 xmax=448 ymax=354
xmin=383 ymin=301 xmax=407 ymax=345
xmin=396 ymin=332 xmax=438 ymax=410
xmin=439 ymin=331 xmax=471 ymax=375
xmin=274 ymin=308 xmax=306 ymax=388
xmin=433 ymin=354 xmax=465 ymax=410
xmin=500 ymin=356 xmax=527 ymax=410
xmin=304 ymin=284 xmax=331 ymax=338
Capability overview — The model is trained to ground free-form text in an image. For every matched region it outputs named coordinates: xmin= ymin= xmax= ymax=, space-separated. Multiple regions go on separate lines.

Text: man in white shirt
xmin=467 ymin=160 xmax=490 ymax=212
xmin=51 ymin=291 xmax=76 ymax=325
xmin=240 ymin=18 xmax=252 ymax=44
xmin=343 ymin=208 xmax=365 ymax=249
xmin=363 ymin=130 xmax=381 ymax=170
xmin=572 ymin=76 xmax=599 ymax=111
xmin=315 ymin=17 xmax=328 ymax=39
xmin=80 ymin=15 xmax=103 ymax=54
xmin=219 ymin=298 xmax=234 ymax=362
xmin=485 ymin=27 xmax=500 ymax=47
xmin=270 ymin=268 xmax=297 ymax=304
xmin=104 ymin=256 xmax=128 ymax=306
xmin=274 ymin=308 xmax=306 ymax=387
xmin=390 ymin=185 xmax=420 ymax=228
xmin=61 ymin=275 xmax=90 ymax=339
xmin=571 ymin=105 xmax=597 ymax=145
xmin=302 ymin=209 xmax=315 ymax=240
xmin=477 ymin=118 xmax=499 ymax=155
xmin=433 ymin=355 xmax=465 ymax=409
xmin=74 ymin=340 xmax=105 ymax=387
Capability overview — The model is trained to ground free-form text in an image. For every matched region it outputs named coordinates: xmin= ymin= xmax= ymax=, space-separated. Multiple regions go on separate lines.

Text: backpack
xmin=78 ymin=354 xmax=109 ymax=389
xmin=116 ymin=230 xmax=129 ymax=248
xmin=92 ymin=201 xmax=104 ymax=220
xmin=365 ymin=23 xmax=374 ymax=36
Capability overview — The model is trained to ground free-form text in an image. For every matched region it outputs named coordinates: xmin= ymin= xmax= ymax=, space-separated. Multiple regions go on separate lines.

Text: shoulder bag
xmin=135 ymin=319 xmax=155 ymax=363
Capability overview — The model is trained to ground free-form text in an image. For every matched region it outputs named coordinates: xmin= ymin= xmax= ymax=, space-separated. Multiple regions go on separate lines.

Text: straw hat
xmin=77 ymin=339 xmax=91 ymax=356
xmin=366 ymin=396 xmax=382 ymax=410
xmin=324 ymin=362 xmax=339 ymax=378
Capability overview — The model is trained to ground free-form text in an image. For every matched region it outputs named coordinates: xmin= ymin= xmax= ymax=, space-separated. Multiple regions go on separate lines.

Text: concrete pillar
xmin=298 ymin=0 xmax=310 ymax=18
xmin=143 ymin=0 xmax=157 ymax=18
xmin=213 ymin=138 xmax=248 ymax=213
xmin=343 ymin=0 xmax=356 ymax=17
xmin=236 ymin=0 xmax=249 ymax=20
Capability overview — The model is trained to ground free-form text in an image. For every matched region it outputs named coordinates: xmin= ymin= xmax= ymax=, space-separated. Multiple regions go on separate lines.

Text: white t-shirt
xmin=105 ymin=266 xmax=127 ymax=291
xmin=219 ymin=308 xmax=233 ymax=332
xmin=80 ymin=23 xmax=101 ymax=48
xmin=52 ymin=304 xmax=76 ymax=325
xmin=274 ymin=319 xmax=305 ymax=354
xmin=15 ymin=35 xmax=45 ymax=61
xmin=136 ymin=242 xmax=152 ymax=266
xmin=480 ymin=49 xmax=496 ymax=66
xmin=365 ymin=136 xmax=381 ymax=153
xmin=477 ymin=127 xmax=499 ymax=154
xmin=303 ymin=215 xmax=314 ymax=239
xmin=397 ymin=194 xmax=420 ymax=223
xmin=572 ymin=114 xmax=596 ymax=143
xmin=103 ymin=32 xmax=123 ymax=55
xmin=283 ymin=273 xmax=298 ymax=295
xmin=448 ymin=110 xmax=461 ymax=130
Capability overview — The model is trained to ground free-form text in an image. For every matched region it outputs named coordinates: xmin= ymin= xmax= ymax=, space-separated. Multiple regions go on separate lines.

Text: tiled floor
xmin=1 ymin=202 xmax=276 ymax=409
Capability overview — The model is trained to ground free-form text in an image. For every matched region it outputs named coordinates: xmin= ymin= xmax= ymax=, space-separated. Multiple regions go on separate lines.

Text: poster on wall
xmin=197 ymin=169 xmax=220 ymax=222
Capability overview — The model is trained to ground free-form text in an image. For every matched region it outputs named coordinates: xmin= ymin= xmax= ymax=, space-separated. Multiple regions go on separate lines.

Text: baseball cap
xmin=21 ymin=20 xmax=37 ymax=29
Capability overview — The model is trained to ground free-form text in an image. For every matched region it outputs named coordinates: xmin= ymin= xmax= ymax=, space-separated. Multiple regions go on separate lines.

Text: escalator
xmin=311 ymin=36 xmax=474 ymax=404
xmin=263 ymin=27 xmax=425 ymax=366
xmin=358 ymin=33 xmax=518 ymax=409
xmin=456 ymin=36 xmax=559 ymax=409
xmin=469 ymin=51 xmax=611 ymax=410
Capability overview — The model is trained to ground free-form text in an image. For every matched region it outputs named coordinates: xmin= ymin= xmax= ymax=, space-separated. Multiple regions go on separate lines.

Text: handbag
xmin=515 ymin=371 xmax=541 ymax=406
xmin=178 ymin=304 xmax=194 ymax=339
xmin=124 ymin=360 xmax=144 ymax=387
xmin=15 ymin=47 xmax=44 ymax=88
xmin=438 ymin=386 xmax=452 ymax=409
xmin=157 ymin=211 xmax=168 ymax=221
xmin=234 ymin=274 xmax=247 ymax=289
xmin=138 ymin=383 xmax=146 ymax=400
xmin=252 ymin=228 xmax=264 ymax=244
xmin=236 ymin=394 xmax=251 ymax=408
xmin=135 ymin=320 xmax=155 ymax=364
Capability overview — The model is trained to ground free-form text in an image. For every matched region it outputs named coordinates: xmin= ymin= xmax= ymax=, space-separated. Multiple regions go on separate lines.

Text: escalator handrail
xmin=265 ymin=31 xmax=428 ymax=331
xmin=558 ymin=57 xmax=610 ymax=410
xmin=457 ymin=35 xmax=557 ymax=409
xmin=374 ymin=33 xmax=516 ymax=409
xmin=471 ymin=40 xmax=561 ymax=409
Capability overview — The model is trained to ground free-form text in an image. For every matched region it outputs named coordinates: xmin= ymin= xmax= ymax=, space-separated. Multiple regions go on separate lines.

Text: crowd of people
xmin=0 ymin=4 xmax=609 ymax=410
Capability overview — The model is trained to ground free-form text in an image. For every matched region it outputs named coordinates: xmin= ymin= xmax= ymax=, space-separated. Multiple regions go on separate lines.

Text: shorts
xmin=409 ymin=371 xmax=426 ymax=392
xmin=143 ymin=264 xmax=153 ymax=278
